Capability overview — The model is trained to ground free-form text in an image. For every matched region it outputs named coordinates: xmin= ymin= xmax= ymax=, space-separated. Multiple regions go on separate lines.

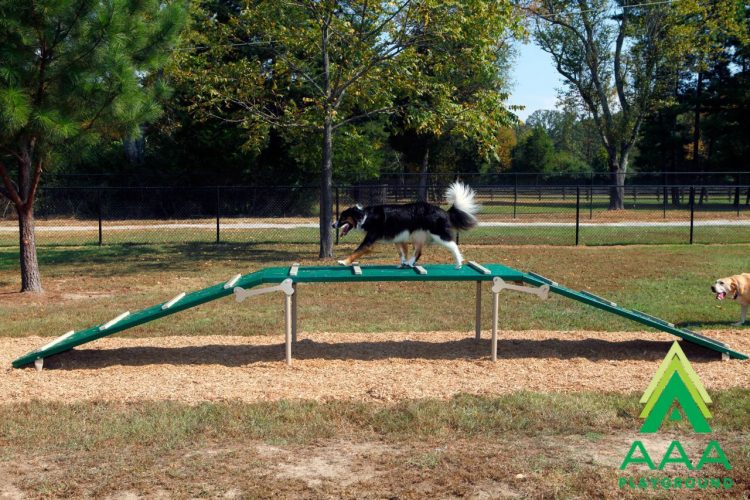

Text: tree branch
xmin=362 ymin=0 xmax=412 ymax=42
xmin=25 ymin=159 xmax=43 ymax=210
xmin=529 ymin=3 xmax=588 ymax=48
xmin=613 ymin=8 xmax=629 ymax=115
xmin=0 ymin=160 xmax=23 ymax=207
xmin=577 ymin=1 xmax=613 ymax=129
xmin=332 ymin=106 xmax=395 ymax=130
xmin=332 ymin=42 xmax=412 ymax=105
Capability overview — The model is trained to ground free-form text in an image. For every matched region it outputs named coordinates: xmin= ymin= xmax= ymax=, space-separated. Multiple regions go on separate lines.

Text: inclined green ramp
xmin=522 ymin=273 xmax=747 ymax=360
xmin=11 ymin=270 xmax=265 ymax=368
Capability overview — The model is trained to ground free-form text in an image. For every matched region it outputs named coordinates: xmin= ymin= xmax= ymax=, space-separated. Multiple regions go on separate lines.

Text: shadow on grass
xmin=31 ymin=336 xmax=728 ymax=370
xmin=677 ymin=320 xmax=748 ymax=329
xmin=0 ymin=243 xmax=315 ymax=273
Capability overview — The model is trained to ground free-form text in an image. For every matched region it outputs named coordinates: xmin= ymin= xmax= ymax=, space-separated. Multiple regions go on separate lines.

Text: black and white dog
xmin=332 ymin=182 xmax=479 ymax=268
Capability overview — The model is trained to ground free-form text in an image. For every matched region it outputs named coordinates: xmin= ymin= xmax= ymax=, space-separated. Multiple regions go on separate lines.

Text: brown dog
xmin=711 ymin=274 xmax=750 ymax=325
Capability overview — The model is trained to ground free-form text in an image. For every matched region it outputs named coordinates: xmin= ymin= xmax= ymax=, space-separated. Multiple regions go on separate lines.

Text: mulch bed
xmin=2 ymin=329 xmax=748 ymax=404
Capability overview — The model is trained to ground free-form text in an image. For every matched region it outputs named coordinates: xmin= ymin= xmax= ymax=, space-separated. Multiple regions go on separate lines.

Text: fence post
xmin=97 ymin=189 xmax=103 ymax=246
xmin=663 ymin=185 xmax=667 ymax=219
xmin=735 ymin=185 xmax=740 ymax=217
xmin=215 ymin=186 xmax=220 ymax=243
xmin=513 ymin=181 xmax=517 ymax=219
xmin=689 ymin=186 xmax=695 ymax=244
xmin=335 ymin=186 xmax=340 ymax=245
xmin=576 ymin=186 xmax=581 ymax=246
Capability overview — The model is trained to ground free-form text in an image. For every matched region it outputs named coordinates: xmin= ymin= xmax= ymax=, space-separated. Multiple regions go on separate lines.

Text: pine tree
xmin=0 ymin=0 xmax=187 ymax=292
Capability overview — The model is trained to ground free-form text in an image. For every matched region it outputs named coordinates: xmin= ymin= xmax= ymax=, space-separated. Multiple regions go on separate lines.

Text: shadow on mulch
xmin=35 ymin=336 xmax=726 ymax=370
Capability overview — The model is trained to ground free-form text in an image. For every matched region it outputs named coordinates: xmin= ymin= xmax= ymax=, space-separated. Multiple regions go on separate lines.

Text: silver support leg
xmin=292 ymin=283 xmax=298 ymax=344
xmin=491 ymin=289 xmax=499 ymax=362
xmin=475 ymin=281 xmax=482 ymax=340
xmin=285 ymin=292 xmax=293 ymax=366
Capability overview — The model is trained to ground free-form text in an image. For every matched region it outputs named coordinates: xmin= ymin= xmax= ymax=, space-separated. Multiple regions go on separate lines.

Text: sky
xmin=508 ymin=41 xmax=564 ymax=121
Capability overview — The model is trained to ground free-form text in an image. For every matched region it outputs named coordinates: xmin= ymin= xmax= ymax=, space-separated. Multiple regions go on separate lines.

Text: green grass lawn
xmin=1 ymin=391 xmax=748 ymax=497
xmin=3 ymin=221 xmax=750 ymax=248
xmin=1 ymin=242 xmax=748 ymax=338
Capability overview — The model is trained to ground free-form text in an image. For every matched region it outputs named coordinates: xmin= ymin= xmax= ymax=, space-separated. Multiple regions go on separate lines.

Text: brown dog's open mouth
xmin=716 ymin=292 xmax=727 ymax=300
xmin=339 ymin=222 xmax=351 ymax=237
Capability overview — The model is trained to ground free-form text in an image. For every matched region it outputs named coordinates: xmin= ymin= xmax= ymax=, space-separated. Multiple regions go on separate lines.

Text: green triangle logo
xmin=639 ymin=342 xmax=712 ymax=433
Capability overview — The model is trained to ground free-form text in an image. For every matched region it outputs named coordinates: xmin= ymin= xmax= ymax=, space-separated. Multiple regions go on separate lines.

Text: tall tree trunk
xmin=1 ymin=152 xmax=43 ymax=292
xmin=417 ymin=146 xmax=429 ymax=202
xmin=18 ymin=203 xmax=42 ymax=292
xmin=319 ymin=114 xmax=334 ymax=258
xmin=607 ymin=151 xmax=626 ymax=210
xmin=692 ymin=71 xmax=703 ymax=171
xmin=318 ymin=18 xmax=333 ymax=259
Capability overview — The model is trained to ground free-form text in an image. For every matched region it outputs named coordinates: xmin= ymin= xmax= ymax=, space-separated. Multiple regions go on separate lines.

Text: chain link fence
xmin=1 ymin=183 xmax=750 ymax=247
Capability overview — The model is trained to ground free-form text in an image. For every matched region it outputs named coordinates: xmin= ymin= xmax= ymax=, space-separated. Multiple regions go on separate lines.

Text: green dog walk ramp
xmin=12 ymin=262 xmax=747 ymax=368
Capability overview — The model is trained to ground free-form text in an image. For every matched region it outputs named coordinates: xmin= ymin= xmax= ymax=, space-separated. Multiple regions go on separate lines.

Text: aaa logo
xmin=639 ymin=342 xmax=712 ymax=433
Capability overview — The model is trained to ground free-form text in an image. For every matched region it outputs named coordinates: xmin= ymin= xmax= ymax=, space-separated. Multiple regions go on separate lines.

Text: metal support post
xmin=475 ymin=281 xmax=482 ymax=340
xmin=285 ymin=292 xmax=292 ymax=365
xmin=233 ymin=278 xmax=295 ymax=365
xmin=491 ymin=288 xmax=499 ymax=362
xmin=576 ymin=186 xmax=581 ymax=246
xmin=689 ymin=186 xmax=695 ymax=244
xmin=216 ymin=186 xmax=221 ymax=243
xmin=489 ymin=277 xmax=549 ymax=361
xmin=291 ymin=283 xmax=298 ymax=343
xmin=97 ymin=190 xmax=103 ymax=246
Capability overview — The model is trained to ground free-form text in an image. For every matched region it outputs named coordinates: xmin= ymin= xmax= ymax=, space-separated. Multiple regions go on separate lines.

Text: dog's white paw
xmin=337 ymin=260 xmax=349 ymax=266
xmin=455 ymin=264 xmax=463 ymax=270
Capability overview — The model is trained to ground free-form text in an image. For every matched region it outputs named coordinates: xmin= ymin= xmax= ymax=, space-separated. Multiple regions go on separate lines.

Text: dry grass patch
xmin=1 ymin=392 xmax=748 ymax=498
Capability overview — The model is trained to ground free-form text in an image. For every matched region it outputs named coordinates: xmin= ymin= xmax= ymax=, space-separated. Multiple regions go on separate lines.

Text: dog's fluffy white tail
xmin=445 ymin=181 xmax=478 ymax=230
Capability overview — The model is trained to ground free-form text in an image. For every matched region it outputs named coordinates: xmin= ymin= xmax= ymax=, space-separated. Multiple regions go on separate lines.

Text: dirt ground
xmin=3 ymin=329 xmax=748 ymax=404
xmin=3 ymin=430 xmax=741 ymax=499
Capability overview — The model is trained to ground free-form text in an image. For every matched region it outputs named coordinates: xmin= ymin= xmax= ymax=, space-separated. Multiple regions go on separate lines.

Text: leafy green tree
xmin=634 ymin=1 xmax=748 ymax=188
xmin=511 ymin=126 xmax=555 ymax=173
xmin=175 ymin=0 xmax=520 ymax=257
xmin=524 ymin=108 xmax=607 ymax=173
xmin=175 ymin=0 xmax=425 ymax=257
xmin=668 ymin=0 xmax=748 ymax=170
xmin=529 ymin=0 xmax=672 ymax=209
xmin=526 ymin=109 xmax=576 ymax=152
xmin=389 ymin=0 xmax=520 ymax=199
xmin=0 ymin=0 xmax=187 ymax=292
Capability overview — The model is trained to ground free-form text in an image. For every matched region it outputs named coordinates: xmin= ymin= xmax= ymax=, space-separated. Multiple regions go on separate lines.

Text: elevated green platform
xmin=12 ymin=262 xmax=747 ymax=368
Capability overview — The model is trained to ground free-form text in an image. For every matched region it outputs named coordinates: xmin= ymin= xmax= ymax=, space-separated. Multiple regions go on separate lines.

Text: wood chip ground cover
xmin=3 ymin=329 xmax=748 ymax=404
